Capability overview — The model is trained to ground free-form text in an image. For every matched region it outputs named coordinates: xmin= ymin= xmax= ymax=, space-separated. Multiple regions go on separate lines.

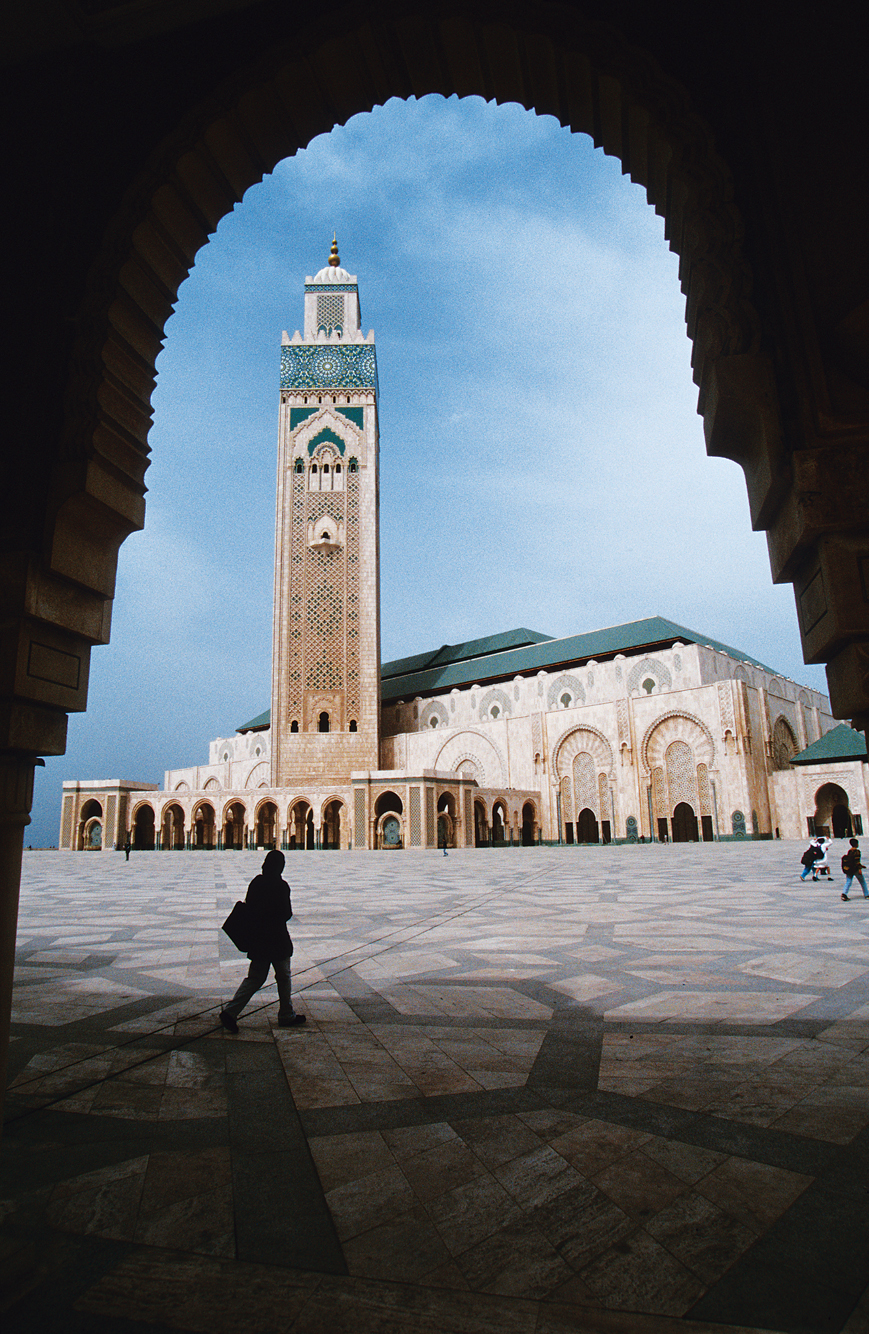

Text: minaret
xmin=270 ymin=239 xmax=380 ymax=787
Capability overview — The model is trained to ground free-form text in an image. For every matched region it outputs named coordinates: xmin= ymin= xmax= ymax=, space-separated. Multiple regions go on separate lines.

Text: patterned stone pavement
xmin=3 ymin=843 xmax=869 ymax=1333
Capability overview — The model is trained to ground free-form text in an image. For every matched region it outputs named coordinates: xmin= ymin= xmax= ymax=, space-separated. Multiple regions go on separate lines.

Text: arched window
xmin=643 ymin=679 xmax=655 ymax=694
xmin=318 ymin=712 xmax=330 ymax=733
xmin=490 ymin=705 xmax=500 ymax=719
xmin=294 ymin=459 xmax=303 ymax=473
xmin=430 ymin=717 xmax=439 ymax=728
xmin=349 ymin=720 xmax=357 ymax=732
xmin=290 ymin=720 xmax=299 ymax=733
xmin=348 ymin=458 xmax=358 ymax=473
xmin=560 ymin=692 xmax=572 ymax=708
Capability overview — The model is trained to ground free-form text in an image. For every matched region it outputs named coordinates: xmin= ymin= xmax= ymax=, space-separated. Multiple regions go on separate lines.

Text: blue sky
xmin=29 ymin=94 xmax=826 ymax=845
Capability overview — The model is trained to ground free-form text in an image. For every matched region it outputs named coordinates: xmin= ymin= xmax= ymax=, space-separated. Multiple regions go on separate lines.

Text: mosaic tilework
xmin=280 ymin=344 xmax=377 ymax=390
xmin=4 ymin=843 xmax=869 ymax=1333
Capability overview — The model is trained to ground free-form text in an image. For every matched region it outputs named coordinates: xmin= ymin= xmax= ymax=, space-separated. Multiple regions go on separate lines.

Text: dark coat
xmin=244 ymin=872 xmax=293 ymax=962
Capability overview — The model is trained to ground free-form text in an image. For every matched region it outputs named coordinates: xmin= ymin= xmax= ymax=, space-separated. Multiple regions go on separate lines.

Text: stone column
xmin=0 ymin=753 xmax=37 ymax=1134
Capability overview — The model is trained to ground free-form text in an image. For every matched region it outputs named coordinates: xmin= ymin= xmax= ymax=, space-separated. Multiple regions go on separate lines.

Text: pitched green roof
xmin=791 ymin=723 xmax=868 ymax=766
xmin=379 ymin=616 xmax=777 ymax=704
xmin=381 ymin=628 xmax=553 ymax=683
xmin=236 ymin=709 xmax=271 ymax=734
xmin=236 ymin=617 xmax=788 ymax=730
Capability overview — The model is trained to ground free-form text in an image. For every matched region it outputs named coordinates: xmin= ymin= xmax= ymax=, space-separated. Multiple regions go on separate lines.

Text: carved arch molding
xmin=642 ymin=712 xmax=715 ymax=773
xmin=36 ymin=5 xmax=768 ymax=765
xmin=554 ymin=725 xmax=614 ymax=780
xmin=433 ymin=729 xmax=508 ymax=787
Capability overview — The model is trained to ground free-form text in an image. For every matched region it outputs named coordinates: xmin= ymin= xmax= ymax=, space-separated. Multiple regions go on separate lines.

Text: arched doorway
xmin=437 ymin=793 xmax=456 ymax=850
xmin=223 ymin=802 xmax=246 ymax=850
xmin=380 ymin=814 xmax=402 ymax=849
xmin=289 ymin=802 xmax=315 ymax=850
xmin=814 ymin=783 xmax=851 ymax=839
xmin=133 ymin=804 xmax=155 ymax=850
xmin=255 ymin=801 xmax=278 ymax=848
xmin=374 ymin=792 xmax=403 ymax=850
xmin=521 ymin=802 xmax=537 ymax=847
xmin=193 ymin=803 xmax=215 ymax=849
xmin=322 ymin=800 xmax=342 ymax=850
xmin=162 ymin=803 xmax=185 ymax=850
xmin=576 ymin=808 xmax=599 ymax=844
xmin=474 ymin=801 xmax=489 ymax=848
xmin=492 ymin=801 xmax=507 ymax=844
xmin=78 ymin=798 xmax=103 ymax=851
xmin=672 ymin=802 xmax=699 ymax=843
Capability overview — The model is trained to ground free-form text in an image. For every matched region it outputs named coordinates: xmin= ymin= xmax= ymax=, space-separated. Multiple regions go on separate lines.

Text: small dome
xmin=312 ymin=264 xmax=353 ymax=283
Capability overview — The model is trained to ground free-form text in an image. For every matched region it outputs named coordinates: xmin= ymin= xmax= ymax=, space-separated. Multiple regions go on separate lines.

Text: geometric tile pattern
xmin=4 ymin=844 xmax=869 ymax=1332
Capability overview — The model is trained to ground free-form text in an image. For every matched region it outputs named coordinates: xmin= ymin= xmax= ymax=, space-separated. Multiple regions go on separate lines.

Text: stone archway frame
xmin=318 ymin=794 xmax=346 ymax=823
xmin=771 ymin=713 xmax=799 ymax=770
xmin=287 ymin=797 xmax=314 ymax=830
xmin=641 ymin=711 xmax=716 ymax=774
xmin=433 ymin=729 xmax=508 ymax=788
xmin=130 ymin=799 xmax=158 ymax=847
xmin=244 ymin=761 xmax=269 ymax=788
xmin=191 ymin=798 xmax=217 ymax=846
xmin=472 ymin=795 xmax=492 ymax=821
xmin=130 ymin=798 xmax=158 ymax=824
xmin=813 ymin=781 xmax=852 ymax=821
xmin=221 ymin=799 xmax=248 ymax=834
xmin=376 ymin=811 xmax=403 ymax=849
xmin=553 ymin=725 xmax=615 ymax=782
xmin=47 ymin=9 xmax=770 ymax=765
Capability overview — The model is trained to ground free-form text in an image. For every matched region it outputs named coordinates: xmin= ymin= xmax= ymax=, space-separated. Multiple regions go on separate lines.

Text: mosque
xmin=59 ymin=247 xmax=869 ymax=854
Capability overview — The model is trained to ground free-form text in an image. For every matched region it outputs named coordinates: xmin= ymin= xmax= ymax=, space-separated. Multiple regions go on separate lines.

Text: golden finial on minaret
xmin=328 ymin=234 xmax=340 ymax=267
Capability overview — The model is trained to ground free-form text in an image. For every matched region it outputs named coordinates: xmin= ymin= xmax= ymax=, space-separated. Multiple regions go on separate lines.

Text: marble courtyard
xmin=3 ymin=843 xmax=869 ymax=1332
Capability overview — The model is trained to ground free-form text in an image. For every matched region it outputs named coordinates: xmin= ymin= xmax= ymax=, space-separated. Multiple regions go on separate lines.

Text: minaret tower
xmin=271 ymin=239 xmax=380 ymax=786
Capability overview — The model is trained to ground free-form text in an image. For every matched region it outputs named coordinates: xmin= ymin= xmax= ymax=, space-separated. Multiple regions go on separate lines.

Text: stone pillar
xmin=0 ymin=753 xmax=37 ymax=1133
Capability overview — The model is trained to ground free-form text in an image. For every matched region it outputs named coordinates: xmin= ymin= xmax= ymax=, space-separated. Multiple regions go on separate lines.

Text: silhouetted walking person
xmin=220 ymin=850 xmax=305 ymax=1031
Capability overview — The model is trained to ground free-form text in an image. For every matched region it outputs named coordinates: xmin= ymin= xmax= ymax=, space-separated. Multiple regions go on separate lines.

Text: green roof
xmin=381 ymin=628 xmax=553 ymax=683
xmin=236 ymin=709 xmax=270 ymax=734
xmin=379 ymin=616 xmax=778 ymax=704
xmin=235 ymin=617 xmax=790 ymax=730
xmin=791 ymin=723 xmax=868 ymax=766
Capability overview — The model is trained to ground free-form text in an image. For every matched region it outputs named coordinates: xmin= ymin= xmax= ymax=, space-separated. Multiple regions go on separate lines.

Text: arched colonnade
xmin=365 ymin=787 xmax=540 ymax=850
xmin=130 ymin=796 xmax=349 ymax=851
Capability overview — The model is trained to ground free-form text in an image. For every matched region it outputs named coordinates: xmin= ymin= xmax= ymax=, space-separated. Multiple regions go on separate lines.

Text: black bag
xmin=222 ymin=900 xmax=254 ymax=953
xmin=801 ymin=846 xmax=818 ymax=867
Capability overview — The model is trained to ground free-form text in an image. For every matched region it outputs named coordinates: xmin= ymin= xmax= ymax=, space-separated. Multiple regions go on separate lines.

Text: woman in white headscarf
xmin=812 ymin=836 xmax=833 ymax=881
